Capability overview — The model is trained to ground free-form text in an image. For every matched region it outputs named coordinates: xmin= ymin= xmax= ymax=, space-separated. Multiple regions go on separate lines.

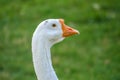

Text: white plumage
xmin=32 ymin=19 xmax=79 ymax=80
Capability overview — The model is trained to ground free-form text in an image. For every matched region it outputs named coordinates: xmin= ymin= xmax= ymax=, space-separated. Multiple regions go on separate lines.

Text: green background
xmin=0 ymin=0 xmax=120 ymax=80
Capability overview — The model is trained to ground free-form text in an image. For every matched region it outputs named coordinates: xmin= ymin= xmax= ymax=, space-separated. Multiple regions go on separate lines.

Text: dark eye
xmin=52 ymin=24 xmax=56 ymax=27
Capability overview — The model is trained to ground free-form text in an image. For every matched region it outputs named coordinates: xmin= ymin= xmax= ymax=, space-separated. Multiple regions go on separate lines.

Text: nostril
xmin=68 ymin=28 xmax=72 ymax=30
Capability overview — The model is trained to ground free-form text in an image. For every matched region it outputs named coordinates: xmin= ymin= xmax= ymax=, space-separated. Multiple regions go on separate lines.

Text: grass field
xmin=0 ymin=0 xmax=120 ymax=80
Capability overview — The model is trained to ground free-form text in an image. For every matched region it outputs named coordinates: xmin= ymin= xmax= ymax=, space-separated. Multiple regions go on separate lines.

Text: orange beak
xmin=59 ymin=19 xmax=79 ymax=37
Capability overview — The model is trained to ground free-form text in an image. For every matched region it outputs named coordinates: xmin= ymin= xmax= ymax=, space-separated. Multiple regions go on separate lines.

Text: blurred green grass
xmin=0 ymin=0 xmax=120 ymax=80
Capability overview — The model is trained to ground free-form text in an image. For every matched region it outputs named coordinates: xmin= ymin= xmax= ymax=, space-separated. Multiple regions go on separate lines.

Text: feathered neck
xmin=32 ymin=32 xmax=58 ymax=80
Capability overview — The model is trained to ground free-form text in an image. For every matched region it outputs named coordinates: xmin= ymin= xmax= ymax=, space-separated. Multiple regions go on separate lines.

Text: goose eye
xmin=52 ymin=24 xmax=56 ymax=27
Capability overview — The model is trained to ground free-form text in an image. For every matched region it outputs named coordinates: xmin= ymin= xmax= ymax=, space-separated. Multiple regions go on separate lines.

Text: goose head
xmin=32 ymin=19 xmax=79 ymax=80
xmin=34 ymin=19 xmax=79 ymax=46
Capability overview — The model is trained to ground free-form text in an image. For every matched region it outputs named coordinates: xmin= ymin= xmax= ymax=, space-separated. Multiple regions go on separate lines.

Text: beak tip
xmin=75 ymin=30 xmax=80 ymax=35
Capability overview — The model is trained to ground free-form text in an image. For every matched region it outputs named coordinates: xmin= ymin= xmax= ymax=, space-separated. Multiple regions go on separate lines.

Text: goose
xmin=32 ymin=19 xmax=79 ymax=80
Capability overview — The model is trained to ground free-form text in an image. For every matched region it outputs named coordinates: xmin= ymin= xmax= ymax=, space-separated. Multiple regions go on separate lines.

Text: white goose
xmin=32 ymin=19 xmax=79 ymax=80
